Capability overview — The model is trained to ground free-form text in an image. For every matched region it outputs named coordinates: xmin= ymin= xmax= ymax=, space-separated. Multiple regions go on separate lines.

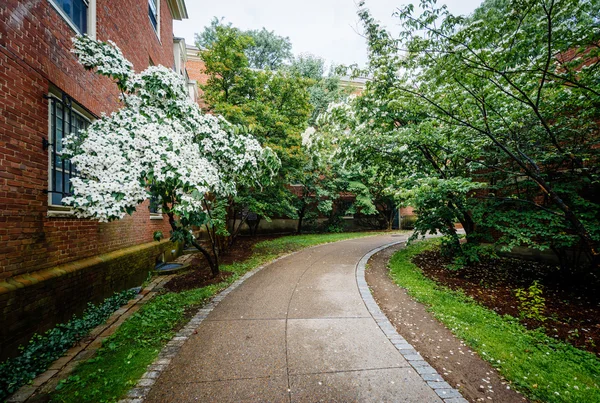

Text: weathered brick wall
xmin=186 ymin=51 xmax=209 ymax=109
xmin=0 ymin=0 xmax=177 ymax=280
xmin=0 ymin=238 xmax=181 ymax=360
xmin=0 ymin=1 xmax=182 ymax=358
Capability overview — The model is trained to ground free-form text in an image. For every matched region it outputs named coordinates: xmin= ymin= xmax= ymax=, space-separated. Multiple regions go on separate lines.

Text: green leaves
xmin=0 ymin=290 xmax=136 ymax=400
xmin=341 ymin=0 xmax=600 ymax=266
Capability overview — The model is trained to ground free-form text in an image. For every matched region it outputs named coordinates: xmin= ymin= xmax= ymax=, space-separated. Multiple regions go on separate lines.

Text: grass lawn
xmin=389 ymin=239 xmax=600 ymax=403
xmin=50 ymin=231 xmax=393 ymax=402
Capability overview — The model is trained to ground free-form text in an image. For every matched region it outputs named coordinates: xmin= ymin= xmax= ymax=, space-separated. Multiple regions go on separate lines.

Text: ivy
xmin=0 ymin=289 xmax=136 ymax=400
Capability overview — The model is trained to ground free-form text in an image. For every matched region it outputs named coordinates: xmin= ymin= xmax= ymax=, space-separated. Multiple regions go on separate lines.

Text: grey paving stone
xmin=398 ymin=348 xmax=419 ymax=356
xmin=415 ymin=365 xmax=438 ymax=375
xmin=435 ymin=389 xmax=463 ymax=399
xmin=422 ymin=373 xmax=444 ymax=382
xmin=127 ymin=387 xmax=150 ymax=398
xmin=427 ymin=381 xmax=452 ymax=389
xmin=403 ymin=353 xmax=424 ymax=361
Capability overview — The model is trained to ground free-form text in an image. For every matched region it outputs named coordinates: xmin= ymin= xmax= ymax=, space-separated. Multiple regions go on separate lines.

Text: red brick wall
xmin=186 ymin=52 xmax=209 ymax=109
xmin=0 ymin=0 xmax=177 ymax=280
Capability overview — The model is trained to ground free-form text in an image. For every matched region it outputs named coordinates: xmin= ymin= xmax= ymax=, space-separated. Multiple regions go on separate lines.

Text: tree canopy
xmin=195 ymin=17 xmax=293 ymax=70
xmin=325 ymin=0 xmax=600 ymax=269
xmin=65 ymin=35 xmax=279 ymax=274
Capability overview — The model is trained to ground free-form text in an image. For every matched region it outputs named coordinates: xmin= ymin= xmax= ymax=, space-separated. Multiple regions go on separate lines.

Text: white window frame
xmin=47 ymin=0 xmax=97 ymax=38
xmin=148 ymin=0 xmax=161 ymax=40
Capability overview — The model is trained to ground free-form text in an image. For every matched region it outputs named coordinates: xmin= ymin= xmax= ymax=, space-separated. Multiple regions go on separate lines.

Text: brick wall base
xmin=0 ymin=240 xmax=181 ymax=361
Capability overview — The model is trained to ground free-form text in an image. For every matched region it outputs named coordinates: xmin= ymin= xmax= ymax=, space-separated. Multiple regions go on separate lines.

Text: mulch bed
xmin=413 ymin=249 xmax=600 ymax=356
xmin=163 ymin=235 xmax=279 ymax=293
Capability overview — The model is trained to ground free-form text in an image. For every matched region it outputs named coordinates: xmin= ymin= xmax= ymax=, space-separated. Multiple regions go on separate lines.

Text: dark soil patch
xmin=367 ymin=244 xmax=527 ymax=403
xmin=163 ymin=267 xmax=233 ymax=293
xmin=163 ymin=235 xmax=280 ymax=293
xmin=413 ymin=249 xmax=600 ymax=356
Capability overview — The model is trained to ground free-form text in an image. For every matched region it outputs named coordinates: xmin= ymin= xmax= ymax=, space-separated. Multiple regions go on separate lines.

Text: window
xmin=149 ymin=196 xmax=161 ymax=214
xmin=45 ymin=93 xmax=90 ymax=207
xmin=148 ymin=0 xmax=159 ymax=33
xmin=49 ymin=0 xmax=89 ymax=34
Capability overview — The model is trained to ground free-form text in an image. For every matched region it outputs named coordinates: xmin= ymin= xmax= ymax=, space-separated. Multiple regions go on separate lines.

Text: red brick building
xmin=0 ymin=0 xmax=190 ymax=359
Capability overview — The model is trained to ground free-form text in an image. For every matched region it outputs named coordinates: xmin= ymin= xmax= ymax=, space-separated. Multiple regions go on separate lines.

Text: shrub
xmin=514 ymin=281 xmax=547 ymax=322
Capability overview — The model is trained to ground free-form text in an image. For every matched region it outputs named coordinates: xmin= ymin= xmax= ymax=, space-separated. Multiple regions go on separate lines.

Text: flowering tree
xmin=63 ymin=35 xmax=279 ymax=275
xmin=338 ymin=0 xmax=600 ymax=270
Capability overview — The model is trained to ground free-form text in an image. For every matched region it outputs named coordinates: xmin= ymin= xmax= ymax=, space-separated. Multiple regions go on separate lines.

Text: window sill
xmin=150 ymin=214 xmax=164 ymax=220
xmin=47 ymin=207 xmax=76 ymax=218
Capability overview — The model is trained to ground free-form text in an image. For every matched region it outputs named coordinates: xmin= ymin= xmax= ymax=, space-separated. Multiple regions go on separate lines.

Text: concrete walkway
xmin=146 ymin=234 xmax=448 ymax=402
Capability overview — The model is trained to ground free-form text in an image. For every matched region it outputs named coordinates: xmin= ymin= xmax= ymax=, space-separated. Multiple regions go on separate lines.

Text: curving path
xmin=145 ymin=234 xmax=459 ymax=402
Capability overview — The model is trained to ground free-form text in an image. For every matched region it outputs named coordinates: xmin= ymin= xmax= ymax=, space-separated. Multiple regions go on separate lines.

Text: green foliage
xmin=515 ymin=281 xmax=547 ymax=322
xmin=389 ymin=239 xmax=600 ymax=403
xmin=52 ymin=286 xmax=220 ymax=403
xmin=194 ymin=16 xmax=230 ymax=49
xmin=0 ymin=290 xmax=136 ymax=400
xmin=199 ymin=24 xmax=314 ymax=237
xmin=244 ymin=28 xmax=293 ymax=70
xmin=288 ymin=53 xmax=325 ymax=80
xmin=338 ymin=0 xmax=600 ymax=268
xmin=195 ymin=17 xmax=292 ymax=70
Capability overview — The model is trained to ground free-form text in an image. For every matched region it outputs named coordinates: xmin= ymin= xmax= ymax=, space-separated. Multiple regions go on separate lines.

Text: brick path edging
xmin=356 ymin=241 xmax=469 ymax=403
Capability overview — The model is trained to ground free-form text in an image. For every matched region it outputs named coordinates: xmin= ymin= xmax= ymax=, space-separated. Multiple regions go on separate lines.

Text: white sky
xmin=174 ymin=0 xmax=483 ymax=68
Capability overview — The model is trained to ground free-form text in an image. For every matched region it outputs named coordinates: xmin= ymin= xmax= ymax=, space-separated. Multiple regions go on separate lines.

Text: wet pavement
xmin=145 ymin=234 xmax=444 ymax=402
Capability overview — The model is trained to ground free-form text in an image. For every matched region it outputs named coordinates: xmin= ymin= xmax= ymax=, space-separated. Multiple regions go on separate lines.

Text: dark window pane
xmin=148 ymin=0 xmax=158 ymax=30
xmin=55 ymin=0 xmax=87 ymax=33
xmin=52 ymin=170 xmax=64 ymax=204
xmin=48 ymin=95 xmax=89 ymax=205
xmin=149 ymin=196 xmax=161 ymax=214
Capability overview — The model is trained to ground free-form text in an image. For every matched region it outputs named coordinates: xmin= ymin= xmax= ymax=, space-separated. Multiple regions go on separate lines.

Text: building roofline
xmin=166 ymin=0 xmax=188 ymax=20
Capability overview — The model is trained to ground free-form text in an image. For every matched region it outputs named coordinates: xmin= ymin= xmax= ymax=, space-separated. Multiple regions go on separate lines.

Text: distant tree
xmin=195 ymin=18 xmax=292 ymax=70
xmin=194 ymin=16 xmax=231 ymax=49
xmin=289 ymin=53 xmax=325 ymax=80
xmin=245 ymin=28 xmax=293 ymax=70
xmin=307 ymin=75 xmax=351 ymax=125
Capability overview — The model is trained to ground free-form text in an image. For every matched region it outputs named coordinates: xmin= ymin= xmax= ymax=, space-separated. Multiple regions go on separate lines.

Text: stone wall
xmin=0 ymin=239 xmax=181 ymax=360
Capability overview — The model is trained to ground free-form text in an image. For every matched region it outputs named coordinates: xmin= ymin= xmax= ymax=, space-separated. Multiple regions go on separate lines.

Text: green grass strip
xmin=51 ymin=231 xmax=393 ymax=402
xmin=388 ymin=239 xmax=600 ymax=403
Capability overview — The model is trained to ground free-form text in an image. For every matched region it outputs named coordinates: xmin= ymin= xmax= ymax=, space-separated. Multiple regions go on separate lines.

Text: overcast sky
xmin=174 ymin=0 xmax=483 ymax=68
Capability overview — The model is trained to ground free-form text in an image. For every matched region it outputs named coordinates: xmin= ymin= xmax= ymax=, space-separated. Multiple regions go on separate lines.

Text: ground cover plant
xmin=413 ymin=247 xmax=600 ymax=356
xmin=49 ymin=232 xmax=389 ymax=403
xmin=389 ymin=239 xmax=600 ymax=403
xmin=0 ymin=289 xmax=137 ymax=400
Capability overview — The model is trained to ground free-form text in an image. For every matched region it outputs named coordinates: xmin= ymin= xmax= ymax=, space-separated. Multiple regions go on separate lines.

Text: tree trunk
xmin=297 ymin=204 xmax=306 ymax=234
xmin=167 ymin=212 xmax=219 ymax=276
xmin=191 ymin=238 xmax=219 ymax=277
